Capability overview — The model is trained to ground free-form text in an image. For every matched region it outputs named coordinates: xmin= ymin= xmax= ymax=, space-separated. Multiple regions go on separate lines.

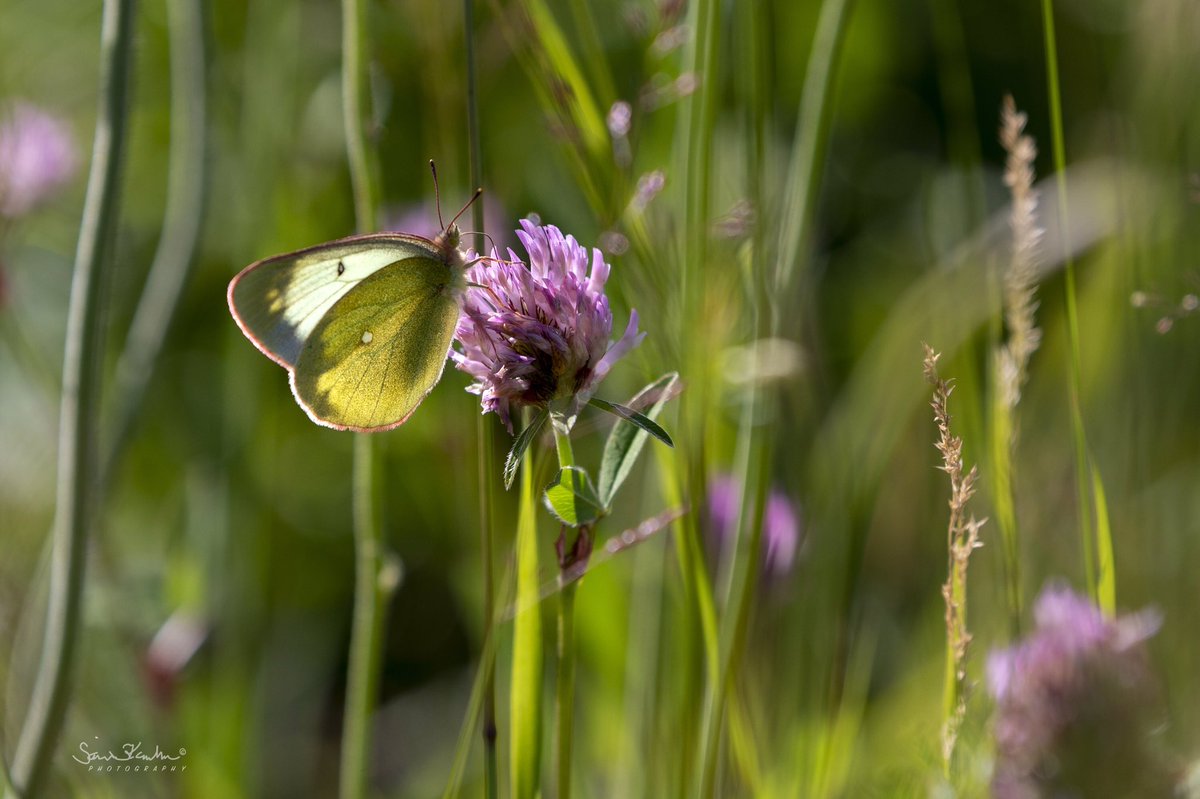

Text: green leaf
xmin=504 ymin=409 xmax=548 ymax=490
xmin=593 ymin=374 xmax=679 ymax=507
xmin=588 ymin=397 xmax=674 ymax=448
xmin=543 ymin=466 xmax=603 ymax=527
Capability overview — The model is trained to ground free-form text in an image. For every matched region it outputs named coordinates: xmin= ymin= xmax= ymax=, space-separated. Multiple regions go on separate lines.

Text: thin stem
xmin=462 ymin=0 xmax=498 ymax=793
xmin=550 ymin=408 xmax=578 ymax=799
xmin=340 ymin=435 xmax=396 ymax=799
xmin=343 ymin=0 xmax=379 ymax=233
xmin=339 ymin=0 xmax=392 ymax=796
xmin=1039 ymin=0 xmax=1114 ymax=612
xmin=106 ymin=0 xmax=206 ymax=482
xmin=6 ymin=0 xmax=136 ymax=795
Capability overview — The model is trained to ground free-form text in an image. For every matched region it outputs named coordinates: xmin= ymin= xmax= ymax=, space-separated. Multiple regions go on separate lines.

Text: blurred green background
xmin=1 ymin=0 xmax=1197 ymax=796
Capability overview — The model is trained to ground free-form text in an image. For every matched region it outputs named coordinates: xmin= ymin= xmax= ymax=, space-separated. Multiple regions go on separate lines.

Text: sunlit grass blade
xmin=509 ymin=423 xmax=544 ymax=799
xmin=989 ymin=396 xmax=1022 ymax=632
xmin=1092 ymin=463 xmax=1116 ymax=613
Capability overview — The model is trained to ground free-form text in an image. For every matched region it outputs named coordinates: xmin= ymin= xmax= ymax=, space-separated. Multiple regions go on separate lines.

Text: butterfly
xmin=227 ymin=182 xmax=481 ymax=432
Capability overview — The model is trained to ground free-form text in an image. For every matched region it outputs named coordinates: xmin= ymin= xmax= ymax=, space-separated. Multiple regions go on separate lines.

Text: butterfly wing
xmin=228 ymin=233 xmax=462 ymax=431
xmin=291 ymin=254 xmax=461 ymax=431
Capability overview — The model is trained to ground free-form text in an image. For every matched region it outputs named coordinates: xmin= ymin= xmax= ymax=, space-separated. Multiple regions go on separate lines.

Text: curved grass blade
xmin=509 ymin=428 xmax=543 ymax=799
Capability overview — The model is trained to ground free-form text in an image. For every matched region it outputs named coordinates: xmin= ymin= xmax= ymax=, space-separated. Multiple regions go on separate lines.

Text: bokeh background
xmin=1 ymin=0 xmax=1197 ymax=796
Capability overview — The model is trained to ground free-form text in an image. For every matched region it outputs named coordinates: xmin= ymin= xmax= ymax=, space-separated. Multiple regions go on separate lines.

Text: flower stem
xmin=339 ymin=0 xmax=393 ymax=795
xmin=549 ymin=408 xmax=578 ymax=799
xmin=6 ymin=0 xmax=136 ymax=796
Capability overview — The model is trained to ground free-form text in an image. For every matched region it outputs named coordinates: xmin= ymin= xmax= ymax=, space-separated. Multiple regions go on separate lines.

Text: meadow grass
xmin=1 ymin=0 xmax=1197 ymax=797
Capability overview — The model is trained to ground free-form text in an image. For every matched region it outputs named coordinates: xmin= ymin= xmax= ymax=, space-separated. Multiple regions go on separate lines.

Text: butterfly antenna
xmin=429 ymin=159 xmax=445 ymax=231
xmin=448 ymin=187 xmax=483 ymax=232
xmin=461 ymin=230 xmax=500 ymax=254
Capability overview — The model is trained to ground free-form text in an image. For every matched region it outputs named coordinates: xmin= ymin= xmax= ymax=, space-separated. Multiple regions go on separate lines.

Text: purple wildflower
xmin=452 ymin=219 xmax=644 ymax=431
xmin=707 ymin=474 xmax=800 ymax=578
xmin=0 ymin=102 xmax=78 ymax=218
xmin=987 ymin=585 xmax=1171 ymax=798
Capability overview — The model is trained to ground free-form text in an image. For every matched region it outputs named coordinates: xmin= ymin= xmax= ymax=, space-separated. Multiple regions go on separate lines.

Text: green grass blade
xmin=1092 ymin=463 xmax=1116 ymax=613
xmin=989 ymin=385 xmax=1023 ymax=633
xmin=1040 ymin=0 xmax=1115 ymax=610
xmin=775 ymin=0 xmax=854 ymax=297
xmin=521 ymin=0 xmax=607 ymax=161
xmin=510 ymin=426 xmax=544 ymax=798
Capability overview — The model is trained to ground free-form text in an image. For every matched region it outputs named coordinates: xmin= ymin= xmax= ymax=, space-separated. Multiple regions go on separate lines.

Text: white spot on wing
xmin=361 ymin=331 xmax=373 ymax=344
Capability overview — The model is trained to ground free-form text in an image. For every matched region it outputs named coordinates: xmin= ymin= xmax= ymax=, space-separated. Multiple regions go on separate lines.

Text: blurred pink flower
xmin=0 ymin=102 xmax=78 ymax=218
xmin=987 ymin=585 xmax=1170 ymax=798
xmin=707 ymin=474 xmax=801 ymax=578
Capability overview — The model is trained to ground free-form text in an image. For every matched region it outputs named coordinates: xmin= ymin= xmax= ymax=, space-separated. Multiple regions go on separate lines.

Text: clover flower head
xmin=452 ymin=219 xmax=644 ymax=431
xmin=707 ymin=474 xmax=801 ymax=578
xmin=986 ymin=585 xmax=1169 ymax=798
xmin=0 ymin=102 xmax=78 ymax=218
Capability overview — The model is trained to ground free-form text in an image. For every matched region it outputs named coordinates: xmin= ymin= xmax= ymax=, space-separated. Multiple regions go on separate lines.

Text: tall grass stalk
xmin=339 ymin=0 xmax=393 ymax=795
xmin=774 ymin=0 xmax=854 ymax=298
xmin=1039 ymin=0 xmax=1116 ymax=614
xmin=924 ymin=345 xmax=985 ymax=777
xmin=461 ymin=0 xmax=499 ymax=794
xmin=696 ymin=1 xmax=774 ymax=780
xmin=5 ymin=0 xmax=136 ymax=795
xmin=672 ymin=0 xmax=723 ymax=788
xmin=990 ymin=95 xmax=1043 ymax=634
xmin=771 ymin=0 xmax=853 ymax=788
